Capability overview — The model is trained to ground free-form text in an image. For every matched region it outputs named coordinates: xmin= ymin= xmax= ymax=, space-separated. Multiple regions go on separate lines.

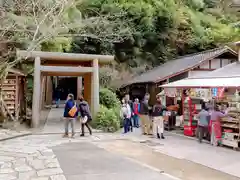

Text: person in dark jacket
xmin=54 ymin=86 xmax=61 ymax=108
xmin=152 ymin=95 xmax=167 ymax=139
xmin=78 ymin=95 xmax=92 ymax=136
xmin=139 ymin=93 xmax=151 ymax=135
xmin=63 ymin=94 xmax=77 ymax=138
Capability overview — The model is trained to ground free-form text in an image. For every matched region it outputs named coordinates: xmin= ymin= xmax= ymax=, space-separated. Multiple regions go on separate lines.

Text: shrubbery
xmin=93 ymin=88 xmax=121 ymax=132
xmin=94 ymin=105 xmax=120 ymax=132
xmin=99 ymin=88 xmax=120 ymax=109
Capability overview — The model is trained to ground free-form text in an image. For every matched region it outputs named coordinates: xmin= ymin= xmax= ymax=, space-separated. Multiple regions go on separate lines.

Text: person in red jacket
xmin=132 ymin=98 xmax=140 ymax=128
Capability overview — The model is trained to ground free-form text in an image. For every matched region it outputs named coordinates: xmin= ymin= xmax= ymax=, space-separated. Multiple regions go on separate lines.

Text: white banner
xmin=164 ymin=88 xmax=177 ymax=97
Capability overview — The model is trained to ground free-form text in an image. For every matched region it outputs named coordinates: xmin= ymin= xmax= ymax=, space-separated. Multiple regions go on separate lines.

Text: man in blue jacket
xmin=63 ymin=94 xmax=77 ymax=138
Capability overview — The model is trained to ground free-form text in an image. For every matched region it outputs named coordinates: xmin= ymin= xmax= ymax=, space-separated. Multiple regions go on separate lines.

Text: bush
xmin=92 ymin=88 xmax=122 ymax=132
xmin=94 ymin=105 xmax=120 ymax=132
xmin=99 ymin=88 xmax=120 ymax=109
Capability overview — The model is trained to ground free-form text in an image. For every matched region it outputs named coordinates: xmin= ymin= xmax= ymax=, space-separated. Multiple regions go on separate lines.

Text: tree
xmin=73 ymin=0 xmax=239 ymax=68
xmin=0 ymin=0 xmax=84 ymax=121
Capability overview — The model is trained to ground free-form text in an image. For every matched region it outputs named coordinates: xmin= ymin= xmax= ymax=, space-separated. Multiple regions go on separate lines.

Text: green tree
xmin=72 ymin=0 xmax=239 ymax=69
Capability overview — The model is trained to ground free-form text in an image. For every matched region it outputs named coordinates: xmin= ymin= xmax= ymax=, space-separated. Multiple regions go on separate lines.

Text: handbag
xmin=81 ymin=116 xmax=88 ymax=124
xmin=68 ymin=103 xmax=77 ymax=117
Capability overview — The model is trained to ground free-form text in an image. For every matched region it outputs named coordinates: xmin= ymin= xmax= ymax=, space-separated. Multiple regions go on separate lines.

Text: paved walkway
xmin=53 ymin=141 xmax=174 ymax=180
xmin=42 ymin=107 xmax=100 ymax=134
xmin=0 ymin=134 xmax=180 ymax=180
xmin=43 ymin=107 xmax=240 ymax=178
xmin=1 ymin=106 xmax=240 ymax=180
xmin=124 ymin=129 xmax=240 ymax=179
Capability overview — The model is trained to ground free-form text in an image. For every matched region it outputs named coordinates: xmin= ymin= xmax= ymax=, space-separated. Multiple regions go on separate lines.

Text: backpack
xmin=122 ymin=105 xmax=128 ymax=118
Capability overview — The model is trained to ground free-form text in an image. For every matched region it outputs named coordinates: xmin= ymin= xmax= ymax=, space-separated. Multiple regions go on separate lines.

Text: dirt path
xmin=94 ymin=139 xmax=240 ymax=180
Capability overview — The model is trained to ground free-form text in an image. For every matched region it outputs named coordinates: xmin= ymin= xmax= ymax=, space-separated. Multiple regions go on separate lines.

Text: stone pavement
xmin=0 ymin=129 xmax=31 ymax=141
xmin=0 ymin=134 xmax=179 ymax=180
xmin=53 ymin=141 xmax=175 ymax=180
xmin=124 ymin=129 xmax=240 ymax=179
xmin=42 ymin=106 xmax=240 ymax=179
xmin=42 ymin=107 xmax=101 ymax=134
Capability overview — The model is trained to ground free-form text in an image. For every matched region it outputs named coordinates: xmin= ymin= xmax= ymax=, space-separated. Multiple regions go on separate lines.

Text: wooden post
xmin=15 ymin=75 xmax=19 ymax=121
xmin=84 ymin=73 xmax=92 ymax=109
xmin=45 ymin=76 xmax=52 ymax=105
xmin=77 ymin=76 xmax=83 ymax=99
xmin=91 ymin=59 xmax=100 ymax=117
xmin=32 ymin=57 xmax=41 ymax=128
xmin=40 ymin=75 xmax=46 ymax=109
xmin=238 ymin=44 xmax=240 ymax=62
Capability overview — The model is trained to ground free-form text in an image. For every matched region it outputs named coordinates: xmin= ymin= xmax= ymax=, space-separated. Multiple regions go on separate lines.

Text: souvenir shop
xmin=161 ymin=86 xmax=240 ymax=150
xmin=158 ymin=88 xmax=182 ymax=131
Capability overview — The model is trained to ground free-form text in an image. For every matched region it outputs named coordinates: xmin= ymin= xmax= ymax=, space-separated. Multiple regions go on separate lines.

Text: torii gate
xmin=17 ymin=50 xmax=114 ymax=128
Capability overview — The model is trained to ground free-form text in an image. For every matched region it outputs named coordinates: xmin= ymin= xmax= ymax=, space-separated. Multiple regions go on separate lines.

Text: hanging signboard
xmin=211 ymin=88 xmax=225 ymax=98
xmin=218 ymin=88 xmax=225 ymax=98
xmin=164 ymin=88 xmax=177 ymax=97
xmin=212 ymin=88 xmax=218 ymax=97
xmin=189 ymin=88 xmax=210 ymax=99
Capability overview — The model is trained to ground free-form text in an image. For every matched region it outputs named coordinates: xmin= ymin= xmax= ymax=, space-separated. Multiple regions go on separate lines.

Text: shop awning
xmin=161 ymin=77 xmax=240 ymax=88
xmin=161 ymin=62 xmax=240 ymax=88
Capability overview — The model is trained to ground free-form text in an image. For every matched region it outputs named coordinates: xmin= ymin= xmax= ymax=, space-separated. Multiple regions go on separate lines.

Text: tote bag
xmin=81 ymin=116 xmax=88 ymax=124
xmin=68 ymin=103 xmax=77 ymax=117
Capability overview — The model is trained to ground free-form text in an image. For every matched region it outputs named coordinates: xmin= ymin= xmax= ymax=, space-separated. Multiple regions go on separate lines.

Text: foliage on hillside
xmin=72 ymin=0 xmax=239 ymax=69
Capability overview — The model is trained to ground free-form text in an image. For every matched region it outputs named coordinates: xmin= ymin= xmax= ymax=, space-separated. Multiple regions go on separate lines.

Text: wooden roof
xmin=8 ymin=68 xmax=26 ymax=76
xmin=17 ymin=50 xmax=114 ymax=65
xmin=121 ymin=46 xmax=237 ymax=87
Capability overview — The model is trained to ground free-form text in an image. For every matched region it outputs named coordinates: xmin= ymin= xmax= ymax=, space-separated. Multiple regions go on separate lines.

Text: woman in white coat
xmin=120 ymin=99 xmax=132 ymax=133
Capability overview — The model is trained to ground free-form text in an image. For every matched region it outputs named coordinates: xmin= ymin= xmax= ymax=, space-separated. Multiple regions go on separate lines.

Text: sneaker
xmin=62 ymin=134 xmax=68 ymax=138
xmin=80 ymin=134 xmax=85 ymax=137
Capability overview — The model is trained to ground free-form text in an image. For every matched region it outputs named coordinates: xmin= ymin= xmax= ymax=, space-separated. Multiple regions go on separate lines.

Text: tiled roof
xmin=161 ymin=62 xmax=240 ymax=88
xmin=122 ymin=46 xmax=237 ymax=87
xmin=190 ymin=62 xmax=240 ymax=79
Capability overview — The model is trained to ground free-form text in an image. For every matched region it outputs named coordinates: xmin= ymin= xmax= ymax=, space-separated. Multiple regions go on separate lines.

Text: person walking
xmin=54 ymin=86 xmax=61 ymax=108
xmin=120 ymin=99 xmax=132 ymax=133
xmin=132 ymin=98 xmax=140 ymax=128
xmin=196 ymin=104 xmax=210 ymax=143
xmin=78 ymin=95 xmax=92 ymax=136
xmin=152 ymin=95 xmax=167 ymax=139
xmin=139 ymin=93 xmax=151 ymax=135
xmin=63 ymin=94 xmax=77 ymax=138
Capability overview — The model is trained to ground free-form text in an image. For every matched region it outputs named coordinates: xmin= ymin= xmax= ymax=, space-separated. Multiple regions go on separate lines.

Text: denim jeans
xmin=64 ymin=117 xmax=75 ymax=135
xmin=55 ymin=98 xmax=60 ymax=107
xmin=123 ymin=118 xmax=130 ymax=133
xmin=133 ymin=115 xmax=139 ymax=127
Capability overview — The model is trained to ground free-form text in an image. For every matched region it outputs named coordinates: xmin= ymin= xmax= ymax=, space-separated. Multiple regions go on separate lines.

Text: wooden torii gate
xmin=17 ymin=50 xmax=114 ymax=128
